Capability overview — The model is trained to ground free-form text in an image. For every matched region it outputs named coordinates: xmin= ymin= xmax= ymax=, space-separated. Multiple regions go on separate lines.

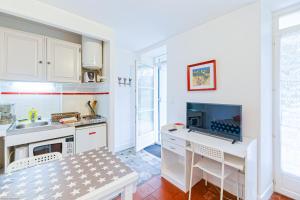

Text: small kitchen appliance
xmin=14 ymin=145 xmax=29 ymax=160
xmin=28 ymin=136 xmax=74 ymax=157
xmin=83 ymin=71 xmax=96 ymax=82
xmin=0 ymin=104 xmax=16 ymax=125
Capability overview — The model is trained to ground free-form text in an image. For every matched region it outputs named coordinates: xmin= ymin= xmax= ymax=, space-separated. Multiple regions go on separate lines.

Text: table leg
xmin=121 ymin=184 xmax=134 ymax=200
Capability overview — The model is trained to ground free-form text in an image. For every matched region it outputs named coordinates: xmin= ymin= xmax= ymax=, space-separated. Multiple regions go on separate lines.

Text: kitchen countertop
xmin=5 ymin=117 xmax=106 ymax=136
xmin=0 ymin=124 xmax=11 ymax=137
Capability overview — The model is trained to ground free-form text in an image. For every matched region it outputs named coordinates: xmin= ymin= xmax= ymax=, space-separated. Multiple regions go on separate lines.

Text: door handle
xmin=89 ymin=132 xmax=96 ymax=135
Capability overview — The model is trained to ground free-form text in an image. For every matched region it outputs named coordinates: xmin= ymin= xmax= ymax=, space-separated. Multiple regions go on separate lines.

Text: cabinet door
xmin=0 ymin=28 xmax=45 ymax=81
xmin=75 ymin=124 xmax=107 ymax=154
xmin=47 ymin=38 xmax=81 ymax=83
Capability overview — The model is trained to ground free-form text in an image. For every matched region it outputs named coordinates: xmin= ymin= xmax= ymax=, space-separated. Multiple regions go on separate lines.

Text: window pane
xmin=138 ymin=88 xmax=154 ymax=111
xmin=137 ymin=64 xmax=154 ymax=135
xmin=137 ymin=66 xmax=154 ymax=88
xmin=279 ymin=10 xmax=300 ymax=30
xmin=138 ymin=111 xmax=154 ymax=135
xmin=280 ymin=29 xmax=300 ymax=177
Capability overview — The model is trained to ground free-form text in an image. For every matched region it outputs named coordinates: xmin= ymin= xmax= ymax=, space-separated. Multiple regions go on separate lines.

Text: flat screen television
xmin=186 ymin=102 xmax=242 ymax=142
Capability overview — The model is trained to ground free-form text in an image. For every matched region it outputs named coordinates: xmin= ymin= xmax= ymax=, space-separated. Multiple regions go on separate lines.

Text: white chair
xmin=188 ymin=143 xmax=239 ymax=200
xmin=7 ymin=152 xmax=62 ymax=173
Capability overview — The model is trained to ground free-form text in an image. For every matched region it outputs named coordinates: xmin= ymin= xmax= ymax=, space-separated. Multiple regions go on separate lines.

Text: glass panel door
xmin=274 ymin=22 xmax=300 ymax=199
xmin=135 ymin=62 xmax=155 ymax=151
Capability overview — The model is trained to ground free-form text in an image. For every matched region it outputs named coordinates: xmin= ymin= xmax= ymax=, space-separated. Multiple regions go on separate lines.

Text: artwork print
xmin=187 ymin=60 xmax=216 ymax=91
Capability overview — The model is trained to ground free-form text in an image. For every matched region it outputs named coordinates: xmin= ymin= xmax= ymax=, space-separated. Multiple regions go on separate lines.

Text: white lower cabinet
xmin=75 ymin=124 xmax=107 ymax=154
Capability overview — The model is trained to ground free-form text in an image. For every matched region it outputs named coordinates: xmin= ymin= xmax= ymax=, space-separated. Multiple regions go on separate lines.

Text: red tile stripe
xmin=0 ymin=92 xmax=109 ymax=95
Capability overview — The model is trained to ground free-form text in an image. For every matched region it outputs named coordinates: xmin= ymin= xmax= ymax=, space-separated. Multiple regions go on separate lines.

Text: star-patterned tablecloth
xmin=0 ymin=147 xmax=134 ymax=200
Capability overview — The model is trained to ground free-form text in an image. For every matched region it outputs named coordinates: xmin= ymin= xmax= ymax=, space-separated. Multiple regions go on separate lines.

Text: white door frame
xmin=273 ymin=7 xmax=300 ymax=199
xmin=155 ymin=58 xmax=167 ymax=145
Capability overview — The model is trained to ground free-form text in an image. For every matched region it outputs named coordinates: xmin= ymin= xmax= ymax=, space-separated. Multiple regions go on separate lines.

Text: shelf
xmin=162 ymin=148 xmax=185 ymax=187
xmin=163 ymin=166 xmax=184 ymax=183
xmin=224 ymin=153 xmax=245 ymax=171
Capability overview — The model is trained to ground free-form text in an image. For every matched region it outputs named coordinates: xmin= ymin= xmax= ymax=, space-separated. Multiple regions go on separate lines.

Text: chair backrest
xmin=191 ymin=142 xmax=224 ymax=162
xmin=7 ymin=152 xmax=62 ymax=173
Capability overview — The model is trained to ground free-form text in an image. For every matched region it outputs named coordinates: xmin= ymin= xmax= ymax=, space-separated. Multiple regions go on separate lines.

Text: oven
xmin=28 ymin=136 xmax=74 ymax=157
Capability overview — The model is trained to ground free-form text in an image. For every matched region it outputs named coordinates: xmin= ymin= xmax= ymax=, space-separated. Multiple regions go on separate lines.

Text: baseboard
xmin=258 ymin=183 xmax=273 ymax=200
xmin=275 ymin=187 xmax=300 ymax=199
xmin=115 ymin=142 xmax=135 ymax=152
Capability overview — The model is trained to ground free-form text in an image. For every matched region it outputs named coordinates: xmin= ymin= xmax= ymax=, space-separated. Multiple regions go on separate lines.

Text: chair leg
xmin=188 ymin=152 xmax=195 ymax=200
xmin=236 ymin=171 xmax=239 ymax=200
xmin=220 ymin=178 xmax=224 ymax=200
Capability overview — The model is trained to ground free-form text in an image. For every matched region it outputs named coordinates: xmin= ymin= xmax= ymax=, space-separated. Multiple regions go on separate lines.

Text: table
xmin=161 ymin=125 xmax=257 ymax=200
xmin=0 ymin=147 xmax=138 ymax=200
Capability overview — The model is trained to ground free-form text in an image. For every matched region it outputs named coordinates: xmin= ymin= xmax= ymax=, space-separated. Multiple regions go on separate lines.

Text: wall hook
xmin=118 ymin=77 xmax=122 ymax=85
xmin=118 ymin=77 xmax=132 ymax=87
xmin=128 ymin=78 xmax=132 ymax=86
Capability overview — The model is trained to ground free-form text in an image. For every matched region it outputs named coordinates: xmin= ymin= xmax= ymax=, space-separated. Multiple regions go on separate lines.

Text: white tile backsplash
xmin=0 ymin=81 xmax=109 ymax=120
xmin=0 ymin=95 xmax=61 ymax=119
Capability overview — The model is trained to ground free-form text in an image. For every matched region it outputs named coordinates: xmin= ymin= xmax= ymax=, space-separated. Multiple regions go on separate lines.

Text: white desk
xmin=161 ymin=125 xmax=257 ymax=200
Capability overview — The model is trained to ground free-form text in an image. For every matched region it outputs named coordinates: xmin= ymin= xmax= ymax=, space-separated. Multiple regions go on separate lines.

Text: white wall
xmin=166 ymin=3 xmax=260 ymax=139
xmin=114 ymin=48 xmax=136 ymax=152
xmin=165 ymin=2 xmax=273 ymax=198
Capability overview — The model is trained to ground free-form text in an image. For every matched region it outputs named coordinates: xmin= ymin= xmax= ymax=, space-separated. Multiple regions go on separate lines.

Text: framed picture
xmin=187 ymin=60 xmax=216 ymax=91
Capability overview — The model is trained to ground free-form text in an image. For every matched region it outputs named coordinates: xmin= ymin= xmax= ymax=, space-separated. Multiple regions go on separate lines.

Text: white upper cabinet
xmin=0 ymin=28 xmax=45 ymax=81
xmin=0 ymin=27 xmax=82 ymax=83
xmin=46 ymin=38 xmax=81 ymax=83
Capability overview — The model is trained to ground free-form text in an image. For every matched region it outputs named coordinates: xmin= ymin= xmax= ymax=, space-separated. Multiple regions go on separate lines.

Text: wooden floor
xmin=124 ymin=176 xmax=293 ymax=200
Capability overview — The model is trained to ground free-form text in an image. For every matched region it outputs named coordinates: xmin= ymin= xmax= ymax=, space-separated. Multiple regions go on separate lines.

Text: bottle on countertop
xmin=28 ymin=108 xmax=38 ymax=122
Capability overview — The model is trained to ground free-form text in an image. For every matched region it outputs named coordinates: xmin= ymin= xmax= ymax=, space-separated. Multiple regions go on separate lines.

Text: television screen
xmin=186 ymin=102 xmax=242 ymax=142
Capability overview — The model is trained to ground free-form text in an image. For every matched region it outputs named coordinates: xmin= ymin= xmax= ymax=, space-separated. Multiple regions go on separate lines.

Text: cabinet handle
xmin=170 ymin=146 xmax=176 ymax=150
xmin=38 ymin=61 xmax=43 ymax=64
xmin=89 ymin=132 xmax=96 ymax=135
xmin=170 ymin=138 xmax=175 ymax=141
xmin=47 ymin=61 xmax=51 ymax=65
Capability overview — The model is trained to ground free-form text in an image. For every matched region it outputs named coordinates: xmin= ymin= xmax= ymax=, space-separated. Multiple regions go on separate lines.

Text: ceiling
xmin=38 ymin=0 xmax=255 ymax=52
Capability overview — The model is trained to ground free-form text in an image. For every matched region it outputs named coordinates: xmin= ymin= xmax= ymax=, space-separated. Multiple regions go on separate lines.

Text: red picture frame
xmin=187 ymin=60 xmax=217 ymax=91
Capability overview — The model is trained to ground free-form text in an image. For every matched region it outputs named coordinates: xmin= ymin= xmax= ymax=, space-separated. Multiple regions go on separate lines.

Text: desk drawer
xmin=162 ymin=140 xmax=185 ymax=156
xmin=162 ymin=134 xmax=186 ymax=147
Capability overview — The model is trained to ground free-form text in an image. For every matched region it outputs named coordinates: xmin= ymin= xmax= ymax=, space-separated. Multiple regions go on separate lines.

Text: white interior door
xmin=274 ymin=15 xmax=300 ymax=199
xmin=135 ymin=62 xmax=155 ymax=151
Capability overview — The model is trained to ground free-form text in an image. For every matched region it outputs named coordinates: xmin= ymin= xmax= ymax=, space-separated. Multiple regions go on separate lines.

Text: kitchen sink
xmin=15 ymin=121 xmax=49 ymax=130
